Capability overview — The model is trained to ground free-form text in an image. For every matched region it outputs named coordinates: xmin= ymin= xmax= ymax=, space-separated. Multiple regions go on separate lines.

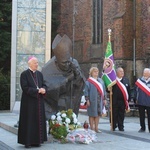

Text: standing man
xmin=112 ymin=67 xmax=130 ymax=131
xmin=135 ymin=68 xmax=150 ymax=132
xmin=18 ymin=56 xmax=47 ymax=148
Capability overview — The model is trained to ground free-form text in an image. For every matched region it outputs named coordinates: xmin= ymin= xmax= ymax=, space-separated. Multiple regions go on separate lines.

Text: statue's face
xmin=57 ymin=59 xmax=71 ymax=71
xmin=56 ymin=56 xmax=71 ymax=72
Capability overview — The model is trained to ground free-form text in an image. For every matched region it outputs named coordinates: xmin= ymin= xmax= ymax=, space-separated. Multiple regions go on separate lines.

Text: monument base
xmin=12 ymin=101 xmax=20 ymax=114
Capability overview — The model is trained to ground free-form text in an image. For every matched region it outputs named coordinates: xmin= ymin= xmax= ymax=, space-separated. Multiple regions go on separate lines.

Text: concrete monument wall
xmin=11 ymin=0 xmax=51 ymax=112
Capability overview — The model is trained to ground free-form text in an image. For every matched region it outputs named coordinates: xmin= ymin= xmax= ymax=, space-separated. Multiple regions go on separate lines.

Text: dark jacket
xmin=112 ymin=77 xmax=131 ymax=107
xmin=135 ymin=77 xmax=150 ymax=107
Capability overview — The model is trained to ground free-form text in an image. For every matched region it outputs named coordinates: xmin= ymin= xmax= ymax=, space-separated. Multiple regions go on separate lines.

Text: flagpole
xmin=110 ymin=87 xmax=113 ymax=131
xmin=108 ymin=29 xmax=113 ymax=131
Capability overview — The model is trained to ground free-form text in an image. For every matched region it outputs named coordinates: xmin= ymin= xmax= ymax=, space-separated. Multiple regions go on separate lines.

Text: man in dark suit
xmin=18 ymin=56 xmax=47 ymax=148
xmin=112 ymin=67 xmax=130 ymax=131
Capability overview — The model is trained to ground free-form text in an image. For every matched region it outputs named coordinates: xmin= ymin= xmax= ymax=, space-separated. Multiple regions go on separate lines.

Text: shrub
xmin=0 ymin=69 xmax=10 ymax=110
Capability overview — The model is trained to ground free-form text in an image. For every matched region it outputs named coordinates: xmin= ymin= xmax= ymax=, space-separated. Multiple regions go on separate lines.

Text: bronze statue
xmin=41 ymin=34 xmax=85 ymax=120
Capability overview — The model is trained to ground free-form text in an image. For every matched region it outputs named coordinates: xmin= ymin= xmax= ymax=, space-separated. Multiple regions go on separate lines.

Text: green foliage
xmin=0 ymin=69 xmax=10 ymax=110
xmin=0 ymin=0 xmax=12 ymax=70
xmin=50 ymin=122 xmax=68 ymax=142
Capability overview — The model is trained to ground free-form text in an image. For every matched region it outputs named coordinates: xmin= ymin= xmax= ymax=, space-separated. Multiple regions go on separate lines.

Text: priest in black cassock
xmin=18 ymin=56 xmax=47 ymax=148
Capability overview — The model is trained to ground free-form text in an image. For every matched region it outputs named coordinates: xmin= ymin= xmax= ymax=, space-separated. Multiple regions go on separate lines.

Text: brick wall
xmin=57 ymin=0 xmax=150 ymax=84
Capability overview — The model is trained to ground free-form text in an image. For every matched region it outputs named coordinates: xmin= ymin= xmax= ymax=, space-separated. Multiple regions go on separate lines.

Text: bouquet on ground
xmin=49 ymin=109 xmax=81 ymax=142
xmin=66 ymin=128 xmax=97 ymax=144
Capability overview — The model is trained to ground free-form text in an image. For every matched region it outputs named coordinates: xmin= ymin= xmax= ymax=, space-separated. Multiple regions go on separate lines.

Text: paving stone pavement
xmin=0 ymin=111 xmax=150 ymax=150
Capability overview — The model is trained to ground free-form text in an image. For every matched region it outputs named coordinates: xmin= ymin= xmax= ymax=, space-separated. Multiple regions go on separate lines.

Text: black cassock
xmin=18 ymin=69 xmax=47 ymax=146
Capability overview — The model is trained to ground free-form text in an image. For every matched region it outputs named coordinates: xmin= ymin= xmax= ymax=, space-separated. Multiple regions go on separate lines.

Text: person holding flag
xmin=84 ymin=67 xmax=107 ymax=133
xmin=135 ymin=68 xmax=150 ymax=132
xmin=102 ymin=29 xmax=130 ymax=131
xmin=102 ymin=29 xmax=117 ymax=131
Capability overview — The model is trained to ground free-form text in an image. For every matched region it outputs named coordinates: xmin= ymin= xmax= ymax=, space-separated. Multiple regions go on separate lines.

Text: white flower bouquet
xmin=49 ymin=109 xmax=81 ymax=142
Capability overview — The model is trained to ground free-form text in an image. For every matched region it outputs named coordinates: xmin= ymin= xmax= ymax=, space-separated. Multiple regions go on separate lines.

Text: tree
xmin=0 ymin=0 xmax=12 ymax=71
xmin=0 ymin=0 xmax=11 ymax=109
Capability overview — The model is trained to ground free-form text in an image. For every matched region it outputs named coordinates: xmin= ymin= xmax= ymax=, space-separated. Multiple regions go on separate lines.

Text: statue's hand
xmin=70 ymin=62 xmax=80 ymax=78
xmin=66 ymin=73 xmax=74 ymax=82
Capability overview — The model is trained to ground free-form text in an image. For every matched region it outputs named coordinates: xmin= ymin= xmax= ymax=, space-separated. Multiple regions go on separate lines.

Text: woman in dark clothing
xmin=18 ymin=56 xmax=47 ymax=148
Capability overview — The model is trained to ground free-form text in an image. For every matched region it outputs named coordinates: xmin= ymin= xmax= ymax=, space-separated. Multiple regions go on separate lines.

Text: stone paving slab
xmin=0 ymin=112 xmax=150 ymax=150
xmin=0 ymin=140 xmax=14 ymax=150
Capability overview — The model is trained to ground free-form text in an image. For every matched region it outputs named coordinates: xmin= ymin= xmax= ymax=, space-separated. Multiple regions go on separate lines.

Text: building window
xmin=93 ymin=0 xmax=103 ymax=44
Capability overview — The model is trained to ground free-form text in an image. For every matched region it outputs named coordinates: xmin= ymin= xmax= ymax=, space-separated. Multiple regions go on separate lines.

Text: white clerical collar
xmin=29 ymin=68 xmax=36 ymax=73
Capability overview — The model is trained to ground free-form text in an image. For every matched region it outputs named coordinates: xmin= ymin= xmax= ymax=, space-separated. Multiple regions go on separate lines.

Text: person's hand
xmin=38 ymin=88 xmax=46 ymax=94
xmin=86 ymin=100 xmax=90 ymax=107
xmin=135 ymin=100 xmax=138 ymax=104
xmin=103 ymin=99 xmax=107 ymax=106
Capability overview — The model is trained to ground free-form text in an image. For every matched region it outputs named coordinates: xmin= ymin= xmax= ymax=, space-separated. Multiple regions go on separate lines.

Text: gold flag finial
xmin=108 ymin=28 xmax=111 ymax=42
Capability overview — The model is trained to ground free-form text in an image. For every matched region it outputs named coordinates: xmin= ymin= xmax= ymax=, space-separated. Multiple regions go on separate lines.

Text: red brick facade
xmin=56 ymin=0 xmax=150 ymax=86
